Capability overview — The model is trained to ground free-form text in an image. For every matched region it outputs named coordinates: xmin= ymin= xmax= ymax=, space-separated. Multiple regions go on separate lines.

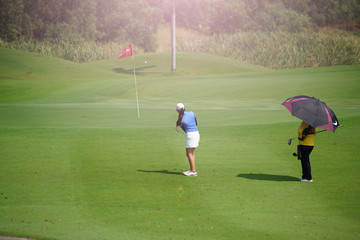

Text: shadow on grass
xmin=137 ymin=169 xmax=182 ymax=175
xmin=237 ymin=173 xmax=299 ymax=182
xmin=113 ymin=65 xmax=161 ymax=75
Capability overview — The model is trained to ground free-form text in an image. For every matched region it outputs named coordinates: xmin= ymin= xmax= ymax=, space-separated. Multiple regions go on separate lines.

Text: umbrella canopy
xmin=282 ymin=95 xmax=339 ymax=132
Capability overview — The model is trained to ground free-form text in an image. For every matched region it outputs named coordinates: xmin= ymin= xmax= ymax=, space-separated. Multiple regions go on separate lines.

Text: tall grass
xmin=177 ymin=30 xmax=360 ymax=69
xmin=1 ymin=29 xmax=359 ymax=69
xmin=0 ymin=39 xmax=144 ymax=63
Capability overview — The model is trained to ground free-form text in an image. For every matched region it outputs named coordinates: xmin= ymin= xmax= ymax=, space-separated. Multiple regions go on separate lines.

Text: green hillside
xmin=0 ymin=47 xmax=359 ymax=240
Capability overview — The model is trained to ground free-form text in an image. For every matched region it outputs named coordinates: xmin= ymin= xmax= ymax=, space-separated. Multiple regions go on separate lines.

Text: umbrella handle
xmin=316 ymin=129 xmax=327 ymax=134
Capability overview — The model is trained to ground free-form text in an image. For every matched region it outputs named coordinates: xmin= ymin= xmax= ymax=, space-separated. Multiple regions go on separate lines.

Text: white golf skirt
xmin=185 ymin=131 xmax=200 ymax=148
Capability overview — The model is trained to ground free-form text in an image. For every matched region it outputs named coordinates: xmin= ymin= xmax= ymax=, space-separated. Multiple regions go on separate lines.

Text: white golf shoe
xmin=299 ymin=178 xmax=313 ymax=183
xmin=183 ymin=170 xmax=197 ymax=177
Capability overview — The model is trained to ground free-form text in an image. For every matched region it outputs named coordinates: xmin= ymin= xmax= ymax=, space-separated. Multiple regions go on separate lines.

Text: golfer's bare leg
xmin=186 ymin=148 xmax=196 ymax=172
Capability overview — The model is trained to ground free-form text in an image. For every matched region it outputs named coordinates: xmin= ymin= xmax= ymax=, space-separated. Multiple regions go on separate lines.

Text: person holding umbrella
xmin=298 ymin=121 xmax=316 ymax=182
xmin=176 ymin=103 xmax=200 ymax=177
xmin=282 ymin=95 xmax=341 ymax=183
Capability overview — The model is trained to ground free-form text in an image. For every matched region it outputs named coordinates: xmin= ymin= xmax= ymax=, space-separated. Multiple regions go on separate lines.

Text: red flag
xmin=116 ymin=43 xmax=133 ymax=59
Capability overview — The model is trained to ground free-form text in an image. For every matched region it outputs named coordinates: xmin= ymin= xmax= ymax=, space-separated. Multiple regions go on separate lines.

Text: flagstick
xmin=131 ymin=46 xmax=140 ymax=119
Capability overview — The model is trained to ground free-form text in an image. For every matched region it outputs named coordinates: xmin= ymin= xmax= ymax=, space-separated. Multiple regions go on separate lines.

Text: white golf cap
xmin=176 ymin=103 xmax=184 ymax=111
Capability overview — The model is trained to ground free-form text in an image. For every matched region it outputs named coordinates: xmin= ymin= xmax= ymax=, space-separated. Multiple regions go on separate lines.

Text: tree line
xmin=1 ymin=0 xmax=359 ymax=52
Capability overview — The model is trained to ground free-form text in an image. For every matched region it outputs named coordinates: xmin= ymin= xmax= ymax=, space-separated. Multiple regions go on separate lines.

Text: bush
xmin=177 ymin=30 xmax=360 ymax=69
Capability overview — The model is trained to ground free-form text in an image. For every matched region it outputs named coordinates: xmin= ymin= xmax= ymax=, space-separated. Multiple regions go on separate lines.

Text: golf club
xmin=287 ymin=125 xmax=343 ymax=145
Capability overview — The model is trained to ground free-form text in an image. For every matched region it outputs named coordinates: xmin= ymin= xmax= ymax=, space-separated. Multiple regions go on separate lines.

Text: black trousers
xmin=299 ymin=145 xmax=314 ymax=180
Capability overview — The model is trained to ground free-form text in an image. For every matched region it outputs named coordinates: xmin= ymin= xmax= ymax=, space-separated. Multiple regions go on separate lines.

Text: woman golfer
xmin=176 ymin=103 xmax=200 ymax=176
xmin=298 ymin=121 xmax=316 ymax=183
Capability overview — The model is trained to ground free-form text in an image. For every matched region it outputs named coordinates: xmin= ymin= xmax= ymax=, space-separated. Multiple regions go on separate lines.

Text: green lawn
xmin=0 ymin=47 xmax=359 ymax=240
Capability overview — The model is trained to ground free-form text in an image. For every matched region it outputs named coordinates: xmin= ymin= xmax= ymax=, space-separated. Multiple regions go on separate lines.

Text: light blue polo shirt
xmin=180 ymin=111 xmax=198 ymax=133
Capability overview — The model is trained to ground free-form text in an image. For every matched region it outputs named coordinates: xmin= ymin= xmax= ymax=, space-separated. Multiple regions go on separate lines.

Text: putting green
xmin=0 ymin=47 xmax=359 ymax=239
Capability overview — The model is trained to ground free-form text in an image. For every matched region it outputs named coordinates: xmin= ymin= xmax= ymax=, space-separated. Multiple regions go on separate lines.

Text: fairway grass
xmin=0 ymin=47 xmax=359 ymax=240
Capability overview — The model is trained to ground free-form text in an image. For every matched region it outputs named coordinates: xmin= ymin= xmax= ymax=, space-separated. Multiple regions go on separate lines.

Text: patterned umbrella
xmin=282 ymin=95 xmax=339 ymax=132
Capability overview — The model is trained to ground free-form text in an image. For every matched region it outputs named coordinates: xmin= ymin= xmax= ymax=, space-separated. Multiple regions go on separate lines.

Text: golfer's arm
xmin=176 ymin=114 xmax=183 ymax=127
